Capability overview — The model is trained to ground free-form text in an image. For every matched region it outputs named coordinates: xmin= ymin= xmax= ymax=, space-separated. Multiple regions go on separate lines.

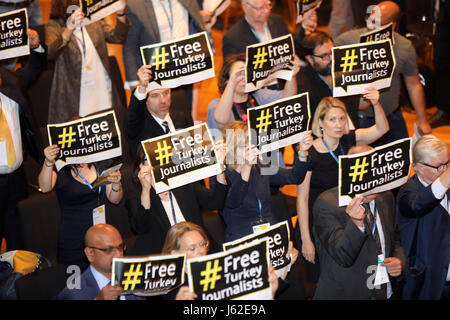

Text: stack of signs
xmin=245 ymin=34 xmax=294 ymax=92
xmin=360 ymin=22 xmax=395 ymax=44
xmin=0 ymin=9 xmax=28 ymax=60
xmin=332 ymin=39 xmax=396 ymax=97
xmin=338 ymin=138 xmax=412 ymax=206
xmin=47 ymin=111 xmax=122 ymax=171
xmin=141 ymin=123 xmax=222 ymax=194
xmin=247 ymin=93 xmax=310 ymax=154
xmin=223 ymin=221 xmax=292 ymax=279
xmin=111 ymin=254 xmax=186 ymax=296
xmin=140 ymin=32 xmax=214 ymax=91
xmin=187 ymin=239 xmax=272 ymax=300
xmin=296 ymin=0 xmax=322 ymax=24
xmin=80 ymin=0 xmax=124 ymax=26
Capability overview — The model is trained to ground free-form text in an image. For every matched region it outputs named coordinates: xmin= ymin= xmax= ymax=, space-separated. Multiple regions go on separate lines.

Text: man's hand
xmin=95 ymin=285 xmax=123 ymax=300
xmin=382 ymin=257 xmax=402 ymax=277
xmin=28 ymin=29 xmax=40 ymax=49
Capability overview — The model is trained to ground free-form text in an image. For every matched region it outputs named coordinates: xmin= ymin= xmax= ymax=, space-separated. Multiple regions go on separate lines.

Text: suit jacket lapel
xmin=143 ymin=0 xmax=161 ymax=43
xmin=150 ymin=189 xmax=172 ymax=231
xmin=375 ymin=195 xmax=392 ymax=256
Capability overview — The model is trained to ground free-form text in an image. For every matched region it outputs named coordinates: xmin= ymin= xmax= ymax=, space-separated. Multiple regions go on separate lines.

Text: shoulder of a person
xmin=334 ymin=28 xmax=366 ymax=46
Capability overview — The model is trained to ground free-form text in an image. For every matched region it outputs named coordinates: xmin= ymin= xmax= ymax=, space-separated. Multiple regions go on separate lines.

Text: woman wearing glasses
xmin=295 ymin=89 xmax=388 ymax=283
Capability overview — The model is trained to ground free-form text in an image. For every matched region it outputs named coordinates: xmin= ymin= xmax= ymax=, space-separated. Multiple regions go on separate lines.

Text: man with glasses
xmin=222 ymin=0 xmax=317 ymax=63
xmin=297 ymin=31 xmax=359 ymax=128
xmin=397 ymin=134 xmax=450 ymax=300
xmin=55 ymin=224 xmax=144 ymax=300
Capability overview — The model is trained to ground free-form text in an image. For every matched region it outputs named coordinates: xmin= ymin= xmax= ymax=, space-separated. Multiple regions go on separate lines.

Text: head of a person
xmin=348 ymin=145 xmax=378 ymax=202
xmin=302 ymin=31 xmax=334 ymax=76
xmin=146 ymin=88 xmax=171 ymax=120
xmin=219 ymin=121 xmax=248 ymax=171
xmin=312 ymin=97 xmax=349 ymax=139
xmin=133 ymin=145 xmax=148 ymax=185
xmin=241 ymin=0 xmax=272 ymax=26
xmin=413 ymin=134 xmax=449 ymax=184
xmin=368 ymin=1 xmax=402 ymax=30
xmin=218 ymin=54 xmax=246 ymax=95
xmin=50 ymin=0 xmax=79 ymax=21
xmin=162 ymin=222 xmax=209 ymax=260
xmin=84 ymin=224 xmax=124 ymax=278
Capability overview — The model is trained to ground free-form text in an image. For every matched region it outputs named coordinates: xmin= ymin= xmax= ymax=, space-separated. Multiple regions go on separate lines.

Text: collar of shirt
xmin=151 ymin=113 xmax=175 ymax=133
xmin=245 ymin=17 xmax=271 ymax=43
xmin=89 ymin=265 xmax=110 ymax=291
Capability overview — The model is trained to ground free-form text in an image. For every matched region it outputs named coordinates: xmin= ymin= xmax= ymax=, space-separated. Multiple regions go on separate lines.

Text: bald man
xmin=335 ymin=1 xmax=431 ymax=147
xmin=312 ymin=145 xmax=404 ymax=299
xmin=55 ymin=224 xmax=144 ymax=300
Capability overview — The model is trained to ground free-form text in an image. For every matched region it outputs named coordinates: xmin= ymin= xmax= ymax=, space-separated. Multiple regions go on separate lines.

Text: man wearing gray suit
xmin=312 ymin=145 xmax=405 ymax=299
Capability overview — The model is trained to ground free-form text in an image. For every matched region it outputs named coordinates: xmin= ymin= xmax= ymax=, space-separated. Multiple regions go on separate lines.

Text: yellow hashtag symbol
xmin=155 ymin=140 xmax=173 ymax=166
xmin=199 ymin=260 xmax=222 ymax=291
xmin=349 ymin=157 xmax=369 ymax=182
xmin=57 ymin=126 xmax=77 ymax=148
xmin=255 ymin=109 xmax=272 ymax=133
xmin=151 ymin=47 xmax=170 ymax=71
xmin=340 ymin=49 xmax=359 ymax=72
xmin=253 ymin=47 xmax=268 ymax=70
xmin=121 ymin=263 xmax=143 ymax=291
xmin=85 ymin=0 xmax=93 ymax=5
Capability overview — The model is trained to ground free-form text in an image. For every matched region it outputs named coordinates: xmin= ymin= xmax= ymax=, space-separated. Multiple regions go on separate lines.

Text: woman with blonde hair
xmin=295 ymin=87 xmax=389 ymax=283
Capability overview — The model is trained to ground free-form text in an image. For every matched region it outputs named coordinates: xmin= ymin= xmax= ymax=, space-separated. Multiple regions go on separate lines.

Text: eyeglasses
xmin=245 ymin=1 xmax=272 ymax=12
xmin=312 ymin=52 xmax=332 ymax=60
xmin=88 ymin=243 xmax=126 ymax=254
xmin=420 ymin=160 xmax=449 ymax=171
xmin=181 ymin=241 xmax=209 ymax=253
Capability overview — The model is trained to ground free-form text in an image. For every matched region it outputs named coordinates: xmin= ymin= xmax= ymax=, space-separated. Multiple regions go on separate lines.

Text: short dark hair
xmin=50 ymin=0 xmax=79 ymax=21
xmin=301 ymin=31 xmax=333 ymax=56
xmin=217 ymin=53 xmax=246 ymax=94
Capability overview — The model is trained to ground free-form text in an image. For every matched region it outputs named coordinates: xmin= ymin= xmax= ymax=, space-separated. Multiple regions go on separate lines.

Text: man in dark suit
xmin=55 ymin=224 xmax=144 ymax=300
xmin=222 ymin=0 xmax=317 ymax=61
xmin=397 ymin=134 xmax=450 ymax=300
xmin=312 ymin=145 xmax=404 ymax=299
xmin=0 ymin=29 xmax=45 ymax=250
xmin=297 ymin=30 xmax=359 ymax=127
xmin=125 ymin=65 xmax=193 ymax=159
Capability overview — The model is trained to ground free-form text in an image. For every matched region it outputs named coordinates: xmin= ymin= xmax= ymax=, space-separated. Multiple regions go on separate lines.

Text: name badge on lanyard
xmin=73 ymin=167 xmax=105 ymax=225
xmin=374 ymin=254 xmax=390 ymax=286
xmin=251 ymin=198 xmax=270 ymax=233
xmin=76 ymin=28 xmax=95 ymax=88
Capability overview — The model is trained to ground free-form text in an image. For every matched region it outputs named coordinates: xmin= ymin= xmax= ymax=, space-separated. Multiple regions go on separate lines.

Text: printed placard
xmin=187 ymin=239 xmax=272 ymax=300
xmin=245 ymin=34 xmax=294 ymax=92
xmin=141 ymin=123 xmax=222 ymax=194
xmin=0 ymin=8 xmax=29 ymax=60
xmin=223 ymin=221 xmax=291 ymax=279
xmin=140 ymin=32 xmax=215 ymax=91
xmin=80 ymin=0 xmax=123 ymax=26
xmin=111 ymin=254 xmax=186 ymax=296
xmin=47 ymin=111 xmax=122 ymax=171
xmin=296 ymin=0 xmax=322 ymax=23
xmin=332 ymin=40 xmax=396 ymax=97
xmin=338 ymin=138 xmax=412 ymax=206
xmin=247 ymin=93 xmax=310 ymax=154
xmin=359 ymin=23 xmax=395 ymax=44
xmin=203 ymin=0 xmax=231 ymax=30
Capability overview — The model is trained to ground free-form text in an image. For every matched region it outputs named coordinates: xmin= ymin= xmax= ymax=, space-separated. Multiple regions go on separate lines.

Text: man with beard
xmin=296 ymin=31 xmax=359 ymax=129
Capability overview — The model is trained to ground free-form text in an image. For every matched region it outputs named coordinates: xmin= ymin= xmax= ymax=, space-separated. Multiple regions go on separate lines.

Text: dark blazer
xmin=125 ymin=180 xmax=228 ymax=256
xmin=222 ymin=14 xmax=304 ymax=59
xmin=297 ymin=64 xmax=360 ymax=128
xmin=55 ymin=266 xmax=144 ymax=300
xmin=397 ymin=174 xmax=450 ymax=300
xmin=125 ymin=91 xmax=193 ymax=158
xmin=312 ymin=188 xmax=405 ymax=300
xmin=0 ymin=47 xmax=47 ymax=164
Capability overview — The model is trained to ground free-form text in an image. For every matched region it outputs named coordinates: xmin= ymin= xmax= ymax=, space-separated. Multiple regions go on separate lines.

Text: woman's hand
xmin=175 ymin=286 xmax=197 ymax=300
xmin=44 ymin=145 xmax=60 ymax=166
xmin=362 ymin=87 xmax=380 ymax=107
xmin=298 ymin=130 xmax=313 ymax=153
xmin=302 ymin=239 xmax=315 ymax=264
xmin=289 ymin=54 xmax=301 ymax=77
xmin=138 ymin=165 xmax=153 ymax=191
xmin=106 ymin=170 xmax=122 ymax=188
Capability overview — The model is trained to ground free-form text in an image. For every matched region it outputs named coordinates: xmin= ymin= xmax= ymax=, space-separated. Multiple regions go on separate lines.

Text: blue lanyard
xmin=322 ymin=138 xmax=342 ymax=164
xmin=73 ymin=27 xmax=87 ymax=60
xmin=257 ymin=198 xmax=263 ymax=221
xmin=169 ymin=191 xmax=177 ymax=224
xmin=160 ymin=0 xmax=174 ymax=36
xmin=72 ymin=166 xmax=102 ymax=198
xmin=370 ymin=203 xmax=378 ymax=236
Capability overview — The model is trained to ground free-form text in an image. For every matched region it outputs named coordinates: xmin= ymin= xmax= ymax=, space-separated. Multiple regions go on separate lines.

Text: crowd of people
xmin=0 ymin=0 xmax=449 ymax=301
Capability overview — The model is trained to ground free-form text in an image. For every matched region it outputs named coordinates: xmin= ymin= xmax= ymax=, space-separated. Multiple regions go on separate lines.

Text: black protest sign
xmin=112 ymin=254 xmax=185 ymax=296
xmin=47 ymin=111 xmax=122 ymax=171
xmin=360 ymin=23 xmax=395 ymax=45
xmin=141 ymin=123 xmax=222 ymax=194
xmin=0 ymin=8 xmax=29 ymax=60
xmin=332 ymin=40 xmax=396 ymax=97
xmin=187 ymin=239 xmax=272 ymax=300
xmin=80 ymin=0 xmax=123 ymax=25
xmin=247 ymin=93 xmax=310 ymax=154
xmin=223 ymin=221 xmax=291 ymax=279
xmin=338 ymin=138 xmax=412 ymax=206
xmin=140 ymin=32 xmax=214 ymax=91
xmin=245 ymin=34 xmax=294 ymax=92
xmin=296 ymin=0 xmax=322 ymax=22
